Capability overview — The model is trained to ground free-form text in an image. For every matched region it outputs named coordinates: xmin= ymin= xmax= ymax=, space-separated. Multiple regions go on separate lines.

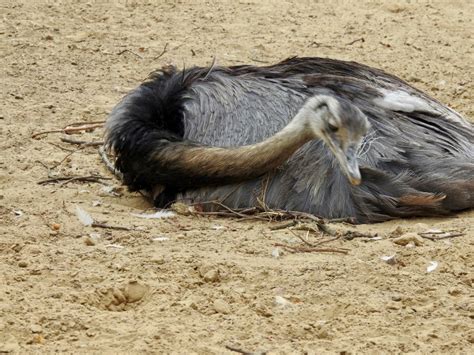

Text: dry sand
xmin=1 ymin=1 xmax=473 ymax=353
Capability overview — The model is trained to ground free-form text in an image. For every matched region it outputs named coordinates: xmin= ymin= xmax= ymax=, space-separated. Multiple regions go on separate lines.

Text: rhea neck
xmin=154 ymin=101 xmax=326 ymax=188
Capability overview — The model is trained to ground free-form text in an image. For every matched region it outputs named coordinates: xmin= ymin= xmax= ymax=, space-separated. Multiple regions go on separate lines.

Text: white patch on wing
xmin=373 ymin=89 xmax=438 ymax=114
xmin=372 ymin=89 xmax=471 ymax=128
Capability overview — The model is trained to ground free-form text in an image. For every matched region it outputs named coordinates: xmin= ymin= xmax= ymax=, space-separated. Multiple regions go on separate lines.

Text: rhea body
xmin=105 ymin=57 xmax=474 ymax=223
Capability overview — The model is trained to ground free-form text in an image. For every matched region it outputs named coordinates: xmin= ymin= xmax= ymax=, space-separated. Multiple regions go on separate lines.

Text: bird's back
xmin=177 ymin=58 xmax=474 ymax=222
xmin=106 ymin=57 xmax=474 ymax=222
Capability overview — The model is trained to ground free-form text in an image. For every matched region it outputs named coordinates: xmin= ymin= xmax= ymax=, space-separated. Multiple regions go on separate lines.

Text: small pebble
xmin=274 ymin=296 xmax=293 ymax=308
xmin=31 ymin=334 xmax=45 ymax=344
xmin=84 ymin=236 xmax=96 ymax=246
xmin=380 ymin=254 xmax=397 ymax=265
xmin=213 ymin=299 xmax=231 ymax=314
xmin=467 ymin=330 xmax=474 ymax=344
xmin=18 ymin=261 xmax=28 ymax=268
xmin=199 ymin=265 xmax=221 ymax=282
xmin=386 ymin=301 xmax=402 ymax=310
xmin=255 ymin=303 xmax=273 ymax=317
xmin=203 ymin=269 xmax=220 ymax=282
xmin=30 ymin=324 xmax=43 ymax=333
xmin=150 ymin=254 xmax=166 ymax=265
xmin=152 ymin=236 xmax=169 ymax=242
xmin=181 ymin=296 xmax=200 ymax=310
xmin=390 ymin=226 xmax=405 ymax=237
xmin=124 ymin=281 xmax=148 ymax=303
xmin=316 ymin=329 xmax=331 ymax=339
xmin=393 ymin=232 xmax=424 ymax=246
xmin=171 ymin=202 xmax=194 ymax=216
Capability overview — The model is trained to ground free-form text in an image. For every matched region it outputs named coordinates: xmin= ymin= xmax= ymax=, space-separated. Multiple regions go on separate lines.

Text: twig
xmin=289 ymin=229 xmax=347 ymax=248
xmin=49 ymin=147 xmax=84 ymax=170
xmin=60 ymin=137 xmax=104 ymax=147
xmin=293 ymin=221 xmax=335 ymax=236
xmin=314 ymin=236 xmax=341 ymax=246
xmin=288 ymin=229 xmax=317 ymax=247
xmin=224 ymin=345 xmax=266 ymax=355
xmin=196 ymin=201 xmax=266 ymax=220
xmin=91 ymin=222 xmax=132 ymax=231
xmin=419 ymin=232 xmax=465 ymax=241
xmin=327 ymin=217 xmax=357 ymax=224
xmin=346 ymin=37 xmax=365 ymax=46
xmin=292 ymin=222 xmax=321 ymax=234
xmin=59 ymin=175 xmax=110 ymax=186
xmin=225 ymin=345 xmax=252 ymax=355
xmin=32 ymin=123 xmax=104 ymax=139
xmin=419 ymin=230 xmax=461 ymax=235
xmin=268 ymin=220 xmax=296 ymax=230
xmin=35 ymin=160 xmax=52 ymax=171
xmin=179 ymin=200 xmax=330 ymax=225
xmin=154 ymin=42 xmax=169 ymax=60
xmin=249 ymin=57 xmax=269 ymax=64
xmin=342 ymin=230 xmax=378 ymax=240
xmin=285 ymin=210 xmax=325 ymax=223
xmin=238 ymin=207 xmax=260 ymax=214
xmin=35 ymin=160 xmax=55 ymax=179
xmin=61 ymin=123 xmax=104 ymax=132
xmin=256 ymin=174 xmax=272 ymax=212
xmin=117 ymin=48 xmax=143 ymax=59
xmin=38 ymin=175 xmax=111 ymax=185
xmin=66 ymin=120 xmax=106 ymax=127
xmin=194 ymin=210 xmax=268 ymax=221
xmin=274 ymin=243 xmax=349 ymax=255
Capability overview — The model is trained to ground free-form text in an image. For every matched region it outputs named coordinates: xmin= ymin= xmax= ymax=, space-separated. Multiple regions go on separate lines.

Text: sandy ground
xmin=1 ymin=1 xmax=473 ymax=353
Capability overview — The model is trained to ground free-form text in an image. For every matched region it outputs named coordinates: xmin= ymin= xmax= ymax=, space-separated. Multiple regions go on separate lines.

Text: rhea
xmin=105 ymin=57 xmax=474 ymax=223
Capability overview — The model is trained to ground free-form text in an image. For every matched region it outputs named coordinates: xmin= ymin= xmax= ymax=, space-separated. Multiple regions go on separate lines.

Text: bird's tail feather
xmin=355 ymin=161 xmax=474 ymax=222
xmin=104 ymin=67 xmax=190 ymax=193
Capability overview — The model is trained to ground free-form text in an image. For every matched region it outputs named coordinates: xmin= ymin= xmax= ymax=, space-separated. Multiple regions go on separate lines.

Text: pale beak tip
xmin=350 ymin=177 xmax=362 ymax=186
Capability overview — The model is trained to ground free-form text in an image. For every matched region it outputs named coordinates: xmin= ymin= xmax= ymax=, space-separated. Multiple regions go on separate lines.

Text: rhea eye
xmin=328 ymin=122 xmax=339 ymax=133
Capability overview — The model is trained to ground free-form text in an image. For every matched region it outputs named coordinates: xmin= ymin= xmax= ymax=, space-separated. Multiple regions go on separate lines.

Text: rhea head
xmin=300 ymin=95 xmax=371 ymax=185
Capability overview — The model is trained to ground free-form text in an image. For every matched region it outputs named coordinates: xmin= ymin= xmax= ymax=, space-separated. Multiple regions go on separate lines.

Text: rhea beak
xmin=325 ymin=139 xmax=362 ymax=186
xmin=343 ymin=148 xmax=362 ymax=185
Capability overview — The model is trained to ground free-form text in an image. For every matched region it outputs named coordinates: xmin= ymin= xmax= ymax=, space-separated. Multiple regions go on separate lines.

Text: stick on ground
xmin=32 ymin=123 xmax=104 ymax=139
xmin=274 ymin=243 xmax=349 ymax=255
xmin=60 ymin=137 xmax=104 ymax=146
xmin=38 ymin=175 xmax=111 ymax=185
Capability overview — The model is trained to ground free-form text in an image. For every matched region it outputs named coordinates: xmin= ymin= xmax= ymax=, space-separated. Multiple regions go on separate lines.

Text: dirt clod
xmin=123 ymin=281 xmax=149 ymax=303
xmin=393 ymin=233 xmax=424 ymax=246
xmin=30 ymin=324 xmax=43 ymax=334
xmin=213 ymin=299 xmax=231 ymax=314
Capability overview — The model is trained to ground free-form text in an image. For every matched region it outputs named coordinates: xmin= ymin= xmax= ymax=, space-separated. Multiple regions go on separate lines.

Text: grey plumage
xmin=105 ymin=57 xmax=474 ymax=223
